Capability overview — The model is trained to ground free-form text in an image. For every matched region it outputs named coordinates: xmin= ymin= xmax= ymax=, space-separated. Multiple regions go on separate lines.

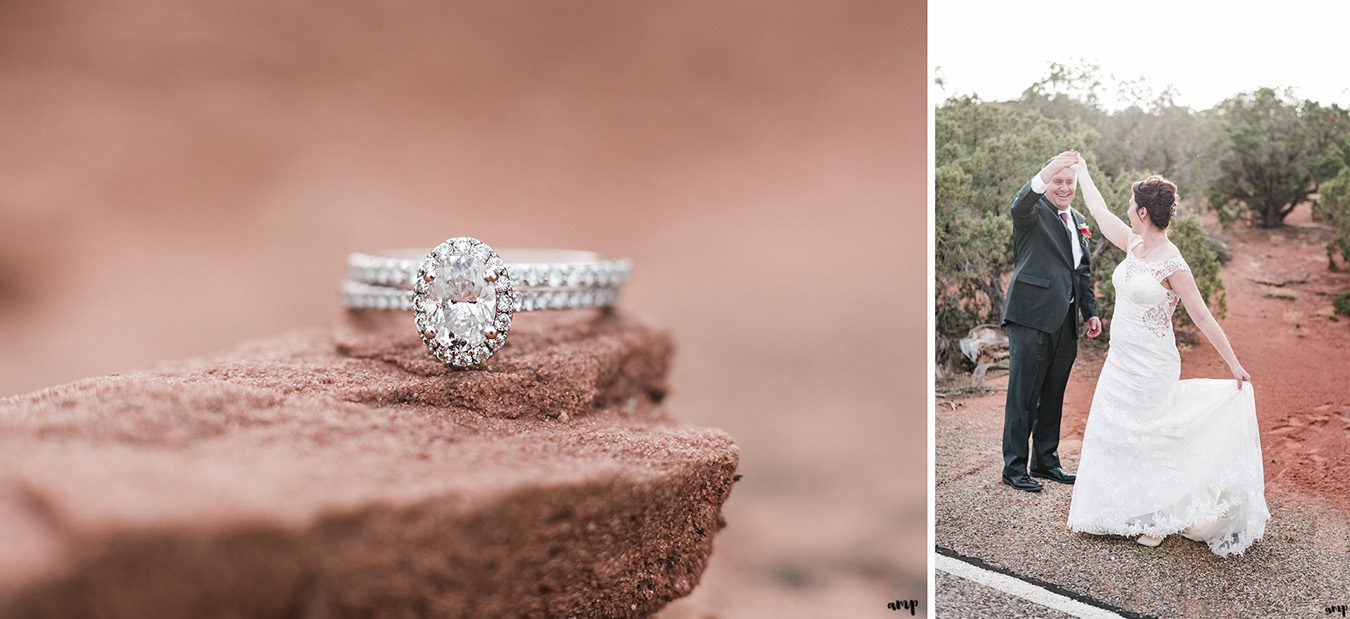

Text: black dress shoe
xmin=1030 ymin=467 xmax=1076 ymax=484
xmin=1001 ymin=474 xmax=1043 ymax=492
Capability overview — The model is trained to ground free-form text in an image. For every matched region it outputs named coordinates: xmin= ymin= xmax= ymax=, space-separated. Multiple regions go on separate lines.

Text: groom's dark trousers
xmin=1002 ymin=304 xmax=1076 ymax=478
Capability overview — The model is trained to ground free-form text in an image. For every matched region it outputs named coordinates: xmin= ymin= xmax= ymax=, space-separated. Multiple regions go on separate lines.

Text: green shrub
xmin=1333 ymin=293 xmax=1350 ymax=317
xmin=1208 ymin=88 xmax=1350 ymax=227
xmin=1314 ymin=167 xmax=1350 ymax=269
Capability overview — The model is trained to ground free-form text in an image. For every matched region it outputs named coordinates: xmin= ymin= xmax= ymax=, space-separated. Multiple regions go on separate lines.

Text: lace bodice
xmin=1110 ymin=238 xmax=1190 ymax=340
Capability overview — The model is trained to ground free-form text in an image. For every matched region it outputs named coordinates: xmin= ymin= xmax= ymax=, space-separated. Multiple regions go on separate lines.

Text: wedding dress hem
xmin=1068 ymin=485 xmax=1268 ymax=557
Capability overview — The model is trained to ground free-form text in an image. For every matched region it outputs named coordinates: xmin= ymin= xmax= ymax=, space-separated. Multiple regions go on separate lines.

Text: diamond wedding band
xmin=342 ymin=237 xmax=631 ymax=368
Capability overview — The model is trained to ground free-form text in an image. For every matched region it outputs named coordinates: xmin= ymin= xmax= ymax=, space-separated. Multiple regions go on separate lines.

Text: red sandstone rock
xmin=0 ymin=311 xmax=737 ymax=618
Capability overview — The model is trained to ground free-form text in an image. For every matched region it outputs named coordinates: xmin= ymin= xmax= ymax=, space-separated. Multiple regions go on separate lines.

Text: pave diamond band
xmin=341 ymin=237 xmax=630 ymax=368
xmin=342 ymin=281 xmax=623 ymax=313
xmin=347 ymin=250 xmax=631 ymax=289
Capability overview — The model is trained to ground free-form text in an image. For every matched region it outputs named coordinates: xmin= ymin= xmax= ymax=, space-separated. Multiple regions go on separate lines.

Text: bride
xmin=1065 ymin=154 xmax=1269 ymax=556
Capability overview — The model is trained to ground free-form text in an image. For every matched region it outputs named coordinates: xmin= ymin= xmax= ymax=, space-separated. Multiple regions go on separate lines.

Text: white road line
xmin=935 ymin=554 xmax=1127 ymax=619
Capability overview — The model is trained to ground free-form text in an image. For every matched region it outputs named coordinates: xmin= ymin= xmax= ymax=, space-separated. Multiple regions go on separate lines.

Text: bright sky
xmin=932 ymin=1 xmax=1350 ymax=110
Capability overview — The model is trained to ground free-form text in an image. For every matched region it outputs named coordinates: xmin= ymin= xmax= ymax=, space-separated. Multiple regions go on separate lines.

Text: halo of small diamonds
xmin=411 ymin=237 xmax=516 ymax=367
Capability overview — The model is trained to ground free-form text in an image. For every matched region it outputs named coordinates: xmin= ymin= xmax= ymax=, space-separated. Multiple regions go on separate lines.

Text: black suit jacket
xmin=1000 ymin=180 xmax=1097 ymax=334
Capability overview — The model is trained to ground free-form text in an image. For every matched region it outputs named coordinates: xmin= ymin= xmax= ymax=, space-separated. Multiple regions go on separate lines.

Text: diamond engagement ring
xmin=342 ymin=237 xmax=631 ymax=368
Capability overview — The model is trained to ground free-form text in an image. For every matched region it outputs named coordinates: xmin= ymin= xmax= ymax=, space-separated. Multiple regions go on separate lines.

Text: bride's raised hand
xmin=1069 ymin=151 xmax=1087 ymax=175
xmin=1231 ymin=364 xmax=1252 ymax=389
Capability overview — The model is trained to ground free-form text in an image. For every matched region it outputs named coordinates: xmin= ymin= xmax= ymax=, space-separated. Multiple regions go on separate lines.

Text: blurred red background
xmin=0 ymin=0 xmax=926 ymax=615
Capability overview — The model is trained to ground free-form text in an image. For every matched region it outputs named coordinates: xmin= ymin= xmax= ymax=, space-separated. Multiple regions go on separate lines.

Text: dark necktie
xmin=1059 ymin=211 xmax=1075 ymax=304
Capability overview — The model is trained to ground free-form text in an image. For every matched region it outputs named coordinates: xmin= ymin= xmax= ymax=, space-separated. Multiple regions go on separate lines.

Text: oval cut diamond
xmin=428 ymin=256 xmax=495 ymax=346
xmin=414 ymin=237 xmax=515 ymax=367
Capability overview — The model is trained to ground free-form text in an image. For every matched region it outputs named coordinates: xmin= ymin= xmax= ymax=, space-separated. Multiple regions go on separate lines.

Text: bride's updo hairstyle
xmin=1132 ymin=175 xmax=1179 ymax=229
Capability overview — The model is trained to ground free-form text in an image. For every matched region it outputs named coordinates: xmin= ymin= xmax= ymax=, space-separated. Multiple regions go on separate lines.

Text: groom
xmin=1000 ymin=151 xmax=1102 ymax=492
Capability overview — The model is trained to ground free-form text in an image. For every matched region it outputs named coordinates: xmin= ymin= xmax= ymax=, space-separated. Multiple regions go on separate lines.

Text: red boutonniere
xmin=1078 ymin=223 xmax=1092 ymax=239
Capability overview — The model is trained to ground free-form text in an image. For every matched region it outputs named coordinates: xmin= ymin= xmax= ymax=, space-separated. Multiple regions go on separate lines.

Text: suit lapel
xmin=1069 ymin=209 xmax=1088 ymax=265
xmin=1069 ymin=209 xmax=1090 ymax=265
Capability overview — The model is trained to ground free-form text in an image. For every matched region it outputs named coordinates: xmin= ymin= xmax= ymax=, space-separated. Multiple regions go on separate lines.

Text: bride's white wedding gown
xmin=1067 ymin=237 xmax=1269 ymax=556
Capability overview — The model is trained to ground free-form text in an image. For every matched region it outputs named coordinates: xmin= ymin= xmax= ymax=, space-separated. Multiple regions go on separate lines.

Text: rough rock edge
xmin=0 ymin=312 xmax=738 ymax=618
xmin=1 ymin=441 xmax=738 ymax=618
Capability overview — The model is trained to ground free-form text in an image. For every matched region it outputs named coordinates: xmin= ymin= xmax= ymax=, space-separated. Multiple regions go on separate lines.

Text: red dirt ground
xmin=958 ymin=203 xmax=1350 ymax=510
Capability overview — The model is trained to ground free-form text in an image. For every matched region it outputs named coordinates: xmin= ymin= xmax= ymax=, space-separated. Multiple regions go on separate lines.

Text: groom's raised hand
xmin=1039 ymin=151 xmax=1080 ymax=184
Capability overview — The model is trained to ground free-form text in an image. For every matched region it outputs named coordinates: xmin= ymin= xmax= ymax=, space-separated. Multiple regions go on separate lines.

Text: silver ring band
xmin=341 ymin=280 xmax=623 ymax=312
xmin=346 ymin=250 xmax=631 ymax=289
xmin=340 ymin=237 xmax=631 ymax=368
